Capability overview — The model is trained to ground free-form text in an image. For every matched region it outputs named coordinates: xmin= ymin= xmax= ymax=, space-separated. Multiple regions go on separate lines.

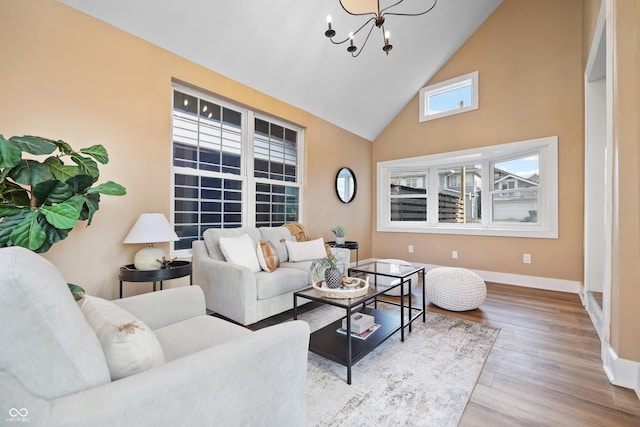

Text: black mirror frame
xmin=335 ymin=167 xmax=357 ymax=204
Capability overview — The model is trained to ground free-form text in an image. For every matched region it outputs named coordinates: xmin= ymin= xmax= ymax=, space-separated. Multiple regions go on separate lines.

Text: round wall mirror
xmin=336 ymin=167 xmax=357 ymax=203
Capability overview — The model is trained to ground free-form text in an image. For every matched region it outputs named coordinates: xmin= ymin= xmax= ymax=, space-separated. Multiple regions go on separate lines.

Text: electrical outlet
xmin=452 ymin=250 xmax=458 ymax=259
xmin=408 ymin=245 xmax=414 ymax=253
xmin=523 ymin=253 xmax=532 ymax=264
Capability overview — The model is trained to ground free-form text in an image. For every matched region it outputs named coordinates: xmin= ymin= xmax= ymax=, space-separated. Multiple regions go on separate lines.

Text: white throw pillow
xmin=81 ymin=295 xmax=165 ymax=381
xmin=219 ymin=233 xmax=262 ymax=273
xmin=285 ymin=237 xmax=327 ymax=262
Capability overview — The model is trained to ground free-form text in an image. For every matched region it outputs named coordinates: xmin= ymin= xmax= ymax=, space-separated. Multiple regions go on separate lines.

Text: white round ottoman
xmin=425 ymin=267 xmax=486 ymax=311
xmin=370 ymin=259 xmax=418 ymax=296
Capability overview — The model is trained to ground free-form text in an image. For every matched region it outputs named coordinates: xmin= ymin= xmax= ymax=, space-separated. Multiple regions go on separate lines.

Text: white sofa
xmin=0 ymin=246 xmax=309 ymax=427
xmin=192 ymin=226 xmax=350 ymax=325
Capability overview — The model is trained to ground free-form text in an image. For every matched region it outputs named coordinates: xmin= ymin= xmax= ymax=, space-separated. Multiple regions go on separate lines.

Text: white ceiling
xmin=59 ymin=0 xmax=502 ymax=141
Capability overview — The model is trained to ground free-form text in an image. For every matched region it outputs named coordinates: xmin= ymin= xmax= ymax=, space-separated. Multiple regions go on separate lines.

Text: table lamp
xmin=123 ymin=213 xmax=179 ymax=270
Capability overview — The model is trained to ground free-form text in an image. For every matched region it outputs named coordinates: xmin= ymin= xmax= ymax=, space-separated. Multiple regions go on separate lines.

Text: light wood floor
xmin=251 ymin=282 xmax=640 ymax=425
xmin=436 ymin=282 xmax=640 ymax=426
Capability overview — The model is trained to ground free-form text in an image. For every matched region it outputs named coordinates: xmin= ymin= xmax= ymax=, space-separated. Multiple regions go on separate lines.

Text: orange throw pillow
xmin=257 ymin=240 xmax=281 ymax=272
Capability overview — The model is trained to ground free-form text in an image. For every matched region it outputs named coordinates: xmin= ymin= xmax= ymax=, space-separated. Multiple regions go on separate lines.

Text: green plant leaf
xmin=41 ymin=203 xmax=79 ymax=229
xmin=68 ymin=283 xmax=85 ymax=301
xmin=0 ymin=135 xmax=22 ymax=168
xmin=87 ymin=181 xmax=127 ymax=196
xmin=9 ymin=135 xmax=57 ymax=155
xmin=37 ymin=213 xmax=71 ymax=245
xmin=0 ymin=181 xmax=31 ymax=207
xmin=53 ymin=140 xmax=74 ymax=155
xmin=10 ymin=211 xmax=47 ymax=251
xmin=71 ymin=154 xmax=99 ymax=180
xmin=0 ymin=212 xmax=27 ymax=247
xmin=80 ymin=193 xmax=100 ymax=224
xmin=8 ymin=159 xmax=54 ymax=188
xmin=0 ymin=203 xmax=27 ymax=217
xmin=33 ymin=179 xmax=72 ymax=205
xmin=66 ymin=174 xmax=94 ymax=194
xmin=45 ymin=157 xmax=80 ymax=182
xmin=80 ymin=145 xmax=109 ymax=164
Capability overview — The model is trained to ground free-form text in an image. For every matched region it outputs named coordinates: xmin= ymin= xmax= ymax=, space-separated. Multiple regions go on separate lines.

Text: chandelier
xmin=324 ymin=0 xmax=438 ymax=57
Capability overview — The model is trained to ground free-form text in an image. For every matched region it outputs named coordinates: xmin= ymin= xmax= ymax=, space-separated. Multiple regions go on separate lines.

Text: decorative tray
xmin=312 ymin=277 xmax=369 ymax=299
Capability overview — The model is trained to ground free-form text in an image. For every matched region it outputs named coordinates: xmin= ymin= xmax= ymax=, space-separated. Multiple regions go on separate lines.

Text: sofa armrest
xmin=112 ymin=286 xmax=205 ymax=330
xmin=330 ymin=247 xmax=351 ymax=274
xmin=192 ymin=240 xmax=258 ymax=322
xmin=1 ymin=320 xmax=310 ymax=427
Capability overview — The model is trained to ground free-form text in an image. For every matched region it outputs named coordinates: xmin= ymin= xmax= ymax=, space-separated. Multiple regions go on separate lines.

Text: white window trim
xmin=170 ymin=82 xmax=304 ymax=258
xmin=377 ymin=136 xmax=558 ymax=239
xmin=419 ymin=71 xmax=479 ymax=122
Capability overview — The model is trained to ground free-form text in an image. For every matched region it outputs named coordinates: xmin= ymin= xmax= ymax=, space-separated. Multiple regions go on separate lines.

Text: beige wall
xmin=373 ymin=0 xmax=584 ymax=281
xmin=608 ymin=0 xmax=640 ymax=361
xmin=0 ymin=0 xmax=372 ymax=298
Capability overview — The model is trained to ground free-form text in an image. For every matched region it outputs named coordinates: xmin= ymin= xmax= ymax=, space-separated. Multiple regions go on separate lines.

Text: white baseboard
xmin=603 ymin=343 xmax=640 ymax=399
xmin=357 ymin=258 xmax=581 ymax=294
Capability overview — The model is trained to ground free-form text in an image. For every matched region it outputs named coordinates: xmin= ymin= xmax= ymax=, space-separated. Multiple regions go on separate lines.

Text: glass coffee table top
xmin=349 ymin=260 xmax=422 ymax=279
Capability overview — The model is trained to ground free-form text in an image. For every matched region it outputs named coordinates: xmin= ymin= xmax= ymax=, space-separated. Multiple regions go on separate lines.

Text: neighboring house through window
xmin=171 ymin=83 xmax=303 ymax=256
xmin=377 ymin=136 xmax=558 ymax=238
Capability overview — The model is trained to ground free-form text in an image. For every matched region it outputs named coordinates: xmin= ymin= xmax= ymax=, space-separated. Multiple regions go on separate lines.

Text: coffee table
xmin=293 ymin=260 xmax=424 ymax=384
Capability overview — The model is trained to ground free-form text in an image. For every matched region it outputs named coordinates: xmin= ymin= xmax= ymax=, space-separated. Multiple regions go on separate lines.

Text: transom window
xmin=171 ymin=84 xmax=303 ymax=255
xmin=419 ymin=71 xmax=479 ymax=122
xmin=377 ymin=136 xmax=558 ymax=238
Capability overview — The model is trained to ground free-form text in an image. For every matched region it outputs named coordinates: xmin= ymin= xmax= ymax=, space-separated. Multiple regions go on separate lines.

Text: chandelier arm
xmin=351 ymin=21 xmax=376 ymax=58
xmin=383 ymin=0 xmax=437 ymax=17
xmin=380 ymin=0 xmax=405 ymax=14
xmin=329 ymin=16 xmax=376 ymax=45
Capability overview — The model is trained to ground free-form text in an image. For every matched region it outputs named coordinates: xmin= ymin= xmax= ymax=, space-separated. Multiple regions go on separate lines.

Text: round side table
xmin=119 ymin=260 xmax=192 ymax=298
xmin=326 ymin=240 xmax=359 ymax=266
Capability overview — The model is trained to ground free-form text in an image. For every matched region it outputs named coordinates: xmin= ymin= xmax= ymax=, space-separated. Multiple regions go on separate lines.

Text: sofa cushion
xmin=0 ymin=247 xmax=110 ymax=399
xmin=154 ymin=315 xmax=252 ymax=362
xmin=285 ymin=237 xmax=327 ymax=262
xmin=259 ymin=227 xmax=295 ymax=262
xmin=81 ymin=295 xmax=165 ymax=380
xmin=256 ymin=240 xmax=280 ymax=272
xmin=255 ymin=268 xmax=309 ymax=300
xmin=203 ymin=228 xmax=261 ymax=262
xmin=219 ymin=234 xmax=262 ymax=273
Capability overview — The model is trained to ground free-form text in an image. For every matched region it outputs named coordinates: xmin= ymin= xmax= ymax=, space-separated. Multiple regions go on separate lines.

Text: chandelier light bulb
xmin=323 ymin=0 xmax=437 ymax=57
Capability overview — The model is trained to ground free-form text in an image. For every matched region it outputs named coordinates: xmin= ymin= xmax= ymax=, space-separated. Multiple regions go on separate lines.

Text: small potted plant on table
xmin=331 ymin=225 xmax=346 ymax=245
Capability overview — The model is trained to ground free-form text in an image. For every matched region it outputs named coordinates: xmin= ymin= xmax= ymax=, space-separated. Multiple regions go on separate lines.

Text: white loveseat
xmin=0 ymin=247 xmax=309 ymax=427
xmin=192 ymin=226 xmax=350 ymax=325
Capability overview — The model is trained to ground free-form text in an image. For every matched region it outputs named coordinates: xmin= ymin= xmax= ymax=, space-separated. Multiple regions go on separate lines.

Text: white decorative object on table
xmin=425 ymin=267 xmax=486 ymax=311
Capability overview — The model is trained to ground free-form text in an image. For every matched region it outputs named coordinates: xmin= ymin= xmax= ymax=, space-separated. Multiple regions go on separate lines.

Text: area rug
xmin=294 ymin=305 xmax=499 ymax=427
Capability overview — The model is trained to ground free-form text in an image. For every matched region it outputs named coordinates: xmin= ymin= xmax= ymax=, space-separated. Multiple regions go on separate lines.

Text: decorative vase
xmin=325 ymin=266 xmax=343 ymax=289
xmin=335 ymin=237 xmax=346 ymax=245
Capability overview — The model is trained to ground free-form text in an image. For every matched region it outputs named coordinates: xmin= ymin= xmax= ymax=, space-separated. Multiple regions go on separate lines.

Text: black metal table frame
xmin=119 ymin=261 xmax=192 ymax=298
xmin=293 ymin=262 xmax=425 ymax=384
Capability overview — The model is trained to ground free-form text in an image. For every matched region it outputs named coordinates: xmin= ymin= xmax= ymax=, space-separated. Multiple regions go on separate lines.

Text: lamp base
xmin=133 ymin=246 xmax=165 ymax=270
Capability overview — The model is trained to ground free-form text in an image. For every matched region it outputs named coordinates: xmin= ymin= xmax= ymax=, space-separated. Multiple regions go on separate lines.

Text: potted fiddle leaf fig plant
xmin=0 ymin=134 xmax=126 ymax=253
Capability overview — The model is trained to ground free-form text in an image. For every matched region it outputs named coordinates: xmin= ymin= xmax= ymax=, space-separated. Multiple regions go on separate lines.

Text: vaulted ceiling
xmin=59 ymin=0 xmax=503 ymax=141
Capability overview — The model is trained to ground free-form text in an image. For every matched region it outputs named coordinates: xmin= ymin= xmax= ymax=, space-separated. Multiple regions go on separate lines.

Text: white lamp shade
xmin=123 ymin=213 xmax=179 ymax=244
xmin=123 ymin=214 xmax=179 ymax=270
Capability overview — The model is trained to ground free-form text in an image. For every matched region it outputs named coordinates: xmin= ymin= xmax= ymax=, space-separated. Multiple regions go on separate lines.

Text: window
xmin=419 ymin=71 xmax=479 ymax=122
xmin=171 ymin=84 xmax=303 ymax=255
xmin=377 ymin=136 xmax=558 ymax=238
